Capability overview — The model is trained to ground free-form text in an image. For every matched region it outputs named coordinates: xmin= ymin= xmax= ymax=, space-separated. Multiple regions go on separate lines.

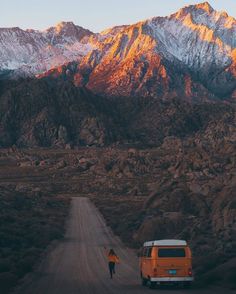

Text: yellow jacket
xmin=108 ymin=254 xmax=119 ymax=263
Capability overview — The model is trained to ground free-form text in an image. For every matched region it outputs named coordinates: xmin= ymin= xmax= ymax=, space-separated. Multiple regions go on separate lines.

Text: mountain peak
xmin=47 ymin=21 xmax=77 ymax=34
xmin=172 ymin=1 xmax=215 ymax=20
xmin=174 ymin=1 xmax=214 ymax=18
xmin=195 ymin=2 xmax=214 ymax=13
xmin=43 ymin=21 xmax=93 ymax=45
xmin=55 ymin=21 xmax=76 ymax=30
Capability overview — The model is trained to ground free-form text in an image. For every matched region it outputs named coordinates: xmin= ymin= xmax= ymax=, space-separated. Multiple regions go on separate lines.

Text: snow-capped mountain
xmin=149 ymin=3 xmax=233 ymax=69
xmin=1 ymin=2 xmax=236 ymax=99
xmin=0 ymin=22 xmax=94 ymax=75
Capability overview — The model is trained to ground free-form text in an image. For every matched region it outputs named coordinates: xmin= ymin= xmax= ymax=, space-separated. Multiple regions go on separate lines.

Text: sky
xmin=1 ymin=0 xmax=235 ymax=32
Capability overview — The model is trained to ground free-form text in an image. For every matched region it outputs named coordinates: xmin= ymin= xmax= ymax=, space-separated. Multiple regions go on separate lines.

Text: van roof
xmin=143 ymin=239 xmax=187 ymax=247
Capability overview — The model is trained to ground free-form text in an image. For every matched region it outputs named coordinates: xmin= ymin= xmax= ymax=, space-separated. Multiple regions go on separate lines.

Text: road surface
xmin=16 ymin=198 xmax=227 ymax=294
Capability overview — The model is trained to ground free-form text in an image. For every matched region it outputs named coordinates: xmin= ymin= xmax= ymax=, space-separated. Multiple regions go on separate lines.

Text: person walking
xmin=104 ymin=247 xmax=120 ymax=279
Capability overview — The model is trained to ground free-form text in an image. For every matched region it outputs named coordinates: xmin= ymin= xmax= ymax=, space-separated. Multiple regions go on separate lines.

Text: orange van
xmin=139 ymin=239 xmax=194 ymax=288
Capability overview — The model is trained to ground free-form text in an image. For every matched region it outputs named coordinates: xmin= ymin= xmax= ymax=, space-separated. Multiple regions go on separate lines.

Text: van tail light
xmin=188 ymin=268 xmax=193 ymax=276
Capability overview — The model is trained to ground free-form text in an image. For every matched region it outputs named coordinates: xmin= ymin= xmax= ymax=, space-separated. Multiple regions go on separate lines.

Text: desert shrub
xmin=0 ymin=272 xmax=18 ymax=294
xmin=225 ymin=270 xmax=236 ymax=289
xmin=0 ymin=187 xmax=70 ymax=293
xmin=0 ymin=259 xmax=12 ymax=272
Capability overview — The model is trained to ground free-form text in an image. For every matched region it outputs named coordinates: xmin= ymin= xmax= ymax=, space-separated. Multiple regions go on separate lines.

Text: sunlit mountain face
xmin=0 ymin=2 xmax=236 ymax=100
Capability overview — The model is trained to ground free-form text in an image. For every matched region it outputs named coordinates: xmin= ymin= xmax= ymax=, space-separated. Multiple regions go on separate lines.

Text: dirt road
xmin=16 ymin=198 xmax=227 ymax=294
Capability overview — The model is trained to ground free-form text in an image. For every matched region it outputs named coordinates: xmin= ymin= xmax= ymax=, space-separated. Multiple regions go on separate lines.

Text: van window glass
xmin=142 ymin=247 xmax=152 ymax=257
xmin=143 ymin=248 xmax=148 ymax=257
xmin=147 ymin=247 xmax=152 ymax=257
xmin=158 ymin=248 xmax=186 ymax=258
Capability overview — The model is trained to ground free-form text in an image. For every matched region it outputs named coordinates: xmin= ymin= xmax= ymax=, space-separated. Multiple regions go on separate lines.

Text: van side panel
xmin=141 ymin=246 xmax=157 ymax=279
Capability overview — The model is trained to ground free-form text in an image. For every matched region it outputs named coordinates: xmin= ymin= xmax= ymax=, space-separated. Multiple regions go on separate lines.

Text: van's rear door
xmin=156 ymin=247 xmax=190 ymax=277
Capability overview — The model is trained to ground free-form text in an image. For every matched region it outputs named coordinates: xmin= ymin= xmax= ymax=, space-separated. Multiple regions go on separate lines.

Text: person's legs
xmin=109 ymin=262 xmax=114 ymax=279
xmin=113 ymin=263 xmax=116 ymax=274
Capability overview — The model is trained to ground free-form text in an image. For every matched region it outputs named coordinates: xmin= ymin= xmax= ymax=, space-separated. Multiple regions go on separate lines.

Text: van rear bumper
xmin=150 ymin=277 xmax=194 ymax=282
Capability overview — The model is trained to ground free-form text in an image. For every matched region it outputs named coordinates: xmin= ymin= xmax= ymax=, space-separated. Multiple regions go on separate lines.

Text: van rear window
xmin=158 ymin=248 xmax=186 ymax=258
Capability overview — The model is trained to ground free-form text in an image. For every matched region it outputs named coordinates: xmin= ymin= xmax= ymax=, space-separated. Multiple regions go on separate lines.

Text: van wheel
xmin=149 ymin=281 xmax=156 ymax=289
xmin=141 ymin=272 xmax=148 ymax=286
xmin=183 ymin=282 xmax=192 ymax=289
xmin=142 ymin=278 xmax=148 ymax=286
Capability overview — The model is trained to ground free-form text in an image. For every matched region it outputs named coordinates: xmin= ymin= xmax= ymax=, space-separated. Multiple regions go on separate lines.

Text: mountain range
xmin=0 ymin=2 xmax=236 ymax=100
xmin=0 ymin=2 xmax=236 ymax=149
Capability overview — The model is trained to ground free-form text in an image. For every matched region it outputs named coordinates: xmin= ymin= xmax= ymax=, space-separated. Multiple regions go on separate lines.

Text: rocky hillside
xmin=0 ymin=76 xmax=235 ymax=148
xmin=0 ymin=78 xmax=120 ymax=148
xmin=94 ymin=136 xmax=236 ymax=288
xmin=0 ymin=125 xmax=235 ymax=289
